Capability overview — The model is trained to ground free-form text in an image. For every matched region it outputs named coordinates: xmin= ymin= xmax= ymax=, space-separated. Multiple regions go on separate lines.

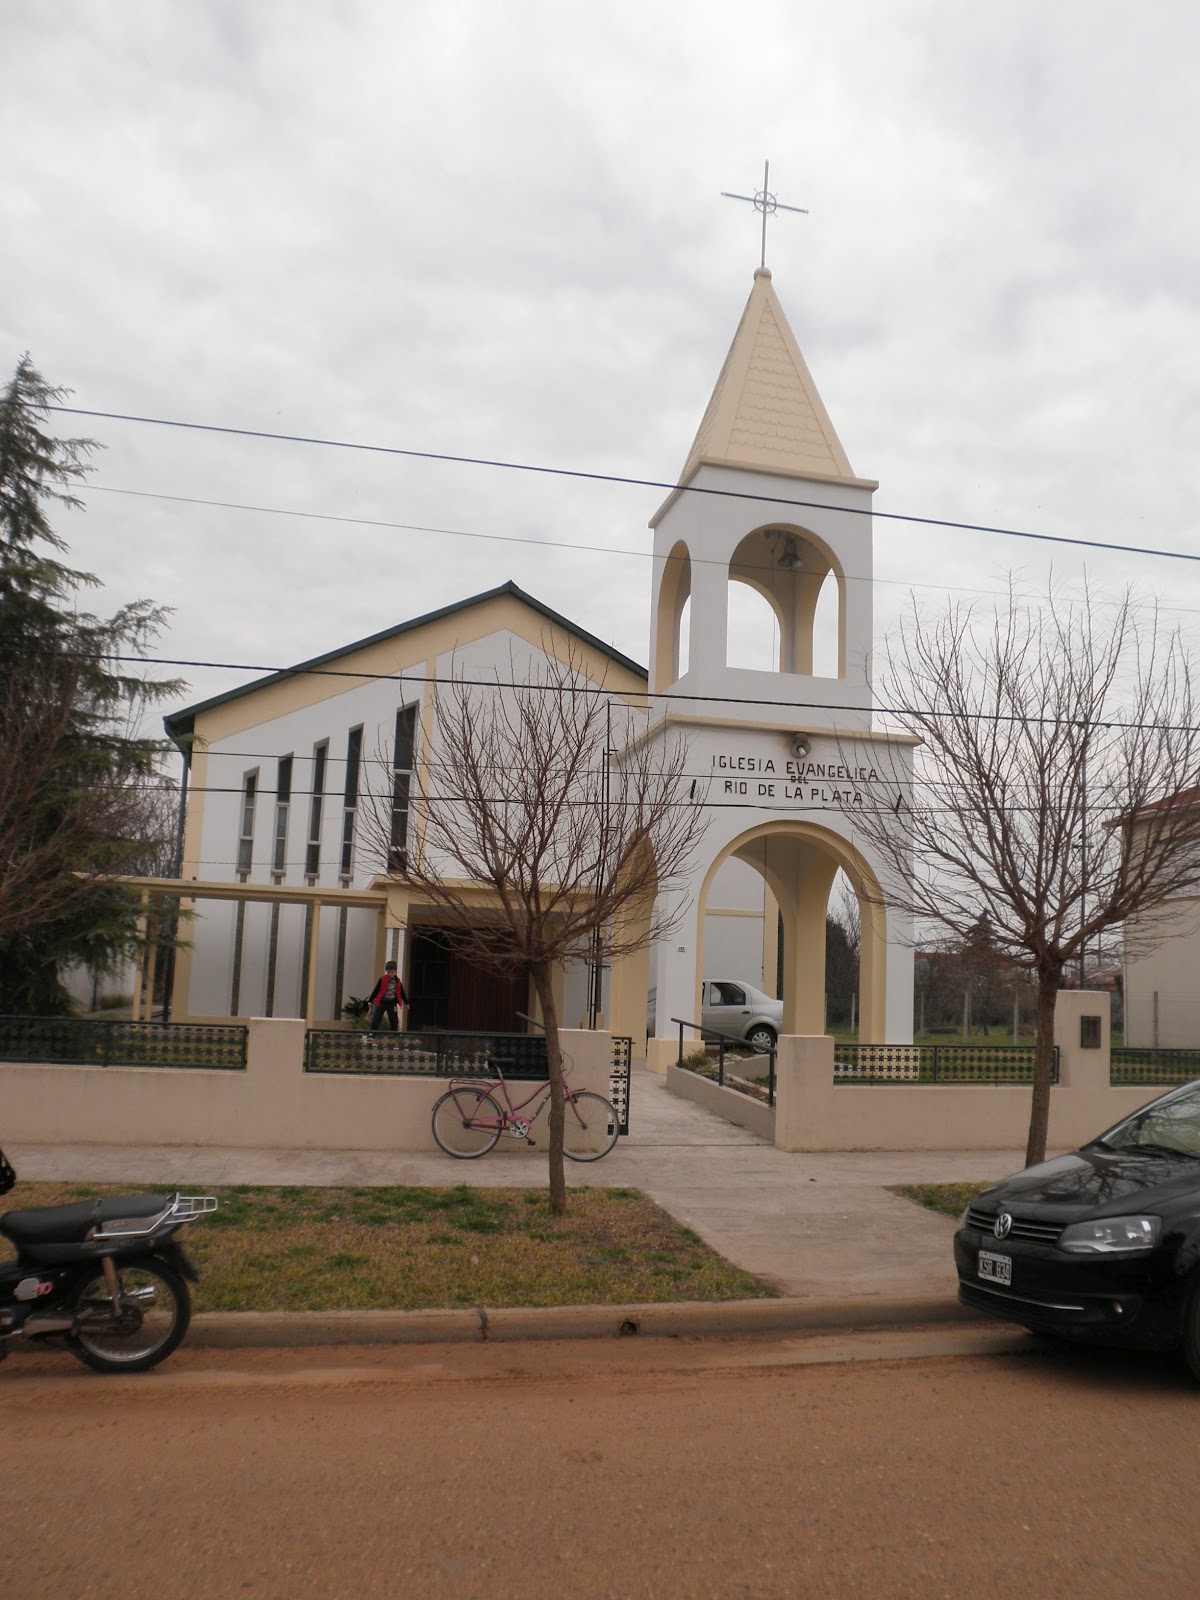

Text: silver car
xmin=647 ymin=979 xmax=783 ymax=1051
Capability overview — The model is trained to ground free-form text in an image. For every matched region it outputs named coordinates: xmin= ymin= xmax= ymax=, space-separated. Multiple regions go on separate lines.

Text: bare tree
xmin=848 ymin=582 xmax=1200 ymax=1166
xmin=361 ymin=646 xmax=707 ymax=1213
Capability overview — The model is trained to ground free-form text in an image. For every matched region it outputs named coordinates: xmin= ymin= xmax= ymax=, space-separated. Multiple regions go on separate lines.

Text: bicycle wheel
xmin=561 ymin=1091 xmax=620 ymax=1162
xmin=431 ymin=1087 xmax=503 ymax=1158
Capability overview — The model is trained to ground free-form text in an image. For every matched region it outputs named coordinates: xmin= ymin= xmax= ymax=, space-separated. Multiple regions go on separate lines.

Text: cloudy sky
xmin=5 ymin=1 xmax=1200 ymax=729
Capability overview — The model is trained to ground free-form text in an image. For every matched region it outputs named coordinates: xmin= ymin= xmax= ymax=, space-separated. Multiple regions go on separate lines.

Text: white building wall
xmin=703 ymin=916 xmax=765 ymax=988
xmin=184 ymin=659 xmax=436 ymax=1020
xmin=704 ymin=855 xmax=771 ymax=989
xmin=1125 ymin=898 xmax=1200 ymax=1047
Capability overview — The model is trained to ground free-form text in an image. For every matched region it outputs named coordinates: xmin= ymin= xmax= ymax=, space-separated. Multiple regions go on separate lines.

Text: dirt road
xmin=2 ymin=1327 xmax=1196 ymax=1599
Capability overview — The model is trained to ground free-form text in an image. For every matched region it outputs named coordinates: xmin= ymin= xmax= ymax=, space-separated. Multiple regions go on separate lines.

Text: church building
xmin=148 ymin=268 xmax=916 ymax=1049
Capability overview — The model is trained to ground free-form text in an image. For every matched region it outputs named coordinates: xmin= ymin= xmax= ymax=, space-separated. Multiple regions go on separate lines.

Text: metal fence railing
xmin=672 ymin=1018 xmax=776 ymax=1108
xmin=834 ymin=1042 xmax=1059 ymax=1085
xmin=1110 ymin=1048 xmax=1200 ymax=1087
xmin=306 ymin=1025 xmax=633 ymax=1135
xmin=304 ymin=1028 xmax=549 ymax=1078
xmin=0 ymin=1016 xmax=247 ymax=1070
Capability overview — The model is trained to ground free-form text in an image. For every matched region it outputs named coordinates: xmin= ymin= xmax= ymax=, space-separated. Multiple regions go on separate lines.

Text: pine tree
xmin=0 ymin=355 xmax=184 ymax=1013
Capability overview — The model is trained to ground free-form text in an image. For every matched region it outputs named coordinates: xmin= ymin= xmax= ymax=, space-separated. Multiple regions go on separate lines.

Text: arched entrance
xmin=693 ymin=820 xmax=888 ymax=1043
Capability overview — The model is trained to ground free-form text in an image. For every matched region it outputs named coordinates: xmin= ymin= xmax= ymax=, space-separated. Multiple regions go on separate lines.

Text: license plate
xmin=978 ymin=1250 xmax=1012 ymax=1286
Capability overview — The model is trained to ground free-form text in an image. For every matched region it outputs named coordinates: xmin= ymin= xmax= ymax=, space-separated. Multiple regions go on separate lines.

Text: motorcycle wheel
xmin=70 ymin=1260 xmax=191 ymax=1374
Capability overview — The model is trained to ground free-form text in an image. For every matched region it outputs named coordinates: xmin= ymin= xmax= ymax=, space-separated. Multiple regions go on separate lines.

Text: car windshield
xmin=1097 ymin=1081 xmax=1200 ymax=1159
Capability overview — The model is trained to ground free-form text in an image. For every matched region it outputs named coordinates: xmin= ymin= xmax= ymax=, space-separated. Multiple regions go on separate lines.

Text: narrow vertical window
xmin=340 ymin=726 xmax=362 ymax=883
xmin=272 ymin=755 xmax=293 ymax=883
xmin=390 ymin=704 xmax=418 ymax=869
xmin=305 ymin=742 xmax=327 ymax=883
xmin=236 ymin=771 xmax=258 ymax=881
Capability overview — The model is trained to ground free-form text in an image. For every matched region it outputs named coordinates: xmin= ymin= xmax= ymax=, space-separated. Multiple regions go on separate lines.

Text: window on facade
xmin=236 ymin=771 xmax=258 ymax=880
xmin=305 ymin=742 xmax=327 ymax=882
xmin=340 ymin=726 xmax=362 ymax=882
xmin=272 ymin=755 xmax=293 ymax=882
xmin=390 ymin=704 xmax=418 ymax=869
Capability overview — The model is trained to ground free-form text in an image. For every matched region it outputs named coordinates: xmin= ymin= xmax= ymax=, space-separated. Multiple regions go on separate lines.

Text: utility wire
xmin=51 ymin=403 xmax=1200 ymax=568
xmin=105 ymin=652 xmax=1200 ymax=737
xmin=84 ymin=483 xmax=1156 ymax=613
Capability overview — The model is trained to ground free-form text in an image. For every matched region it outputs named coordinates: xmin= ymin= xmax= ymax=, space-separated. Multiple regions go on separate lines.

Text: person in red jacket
xmin=367 ymin=961 xmax=409 ymax=1031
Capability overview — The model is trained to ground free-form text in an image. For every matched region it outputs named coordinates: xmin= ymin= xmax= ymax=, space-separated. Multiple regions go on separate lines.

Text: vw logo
xmin=994 ymin=1213 xmax=1013 ymax=1240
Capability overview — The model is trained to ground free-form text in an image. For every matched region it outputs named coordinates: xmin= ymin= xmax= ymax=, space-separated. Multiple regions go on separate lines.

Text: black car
xmin=955 ymin=1079 xmax=1200 ymax=1378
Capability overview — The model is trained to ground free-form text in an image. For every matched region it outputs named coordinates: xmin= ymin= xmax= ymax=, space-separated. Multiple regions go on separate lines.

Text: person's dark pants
xmin=369 ymin=1002 xmax=399 ymax=1031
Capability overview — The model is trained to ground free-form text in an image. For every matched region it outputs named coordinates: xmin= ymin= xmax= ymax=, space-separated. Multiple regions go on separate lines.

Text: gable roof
xmin=163 ymin=581 xmax=647 ymax=752
xmin=671 ymin=267 xmax=872 ymax=493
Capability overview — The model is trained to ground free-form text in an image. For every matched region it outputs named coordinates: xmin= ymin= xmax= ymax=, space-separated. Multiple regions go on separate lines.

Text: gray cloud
xmin=4 ymin=0 xmax=1199 ymax=720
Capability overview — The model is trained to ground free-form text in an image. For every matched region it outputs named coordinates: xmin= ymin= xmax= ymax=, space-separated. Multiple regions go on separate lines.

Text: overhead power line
xmin=51 ymin=403 xmax=1200 ymax=568
xmin=89 ymin=483 xmax=1200 ymax=620
xmin=107 ymin=652 xmax=1200 ymax=737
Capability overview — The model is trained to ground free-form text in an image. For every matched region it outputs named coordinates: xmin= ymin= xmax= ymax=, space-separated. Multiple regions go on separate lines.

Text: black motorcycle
xmin=0 ymin=1147 xmax=217 ymax=1374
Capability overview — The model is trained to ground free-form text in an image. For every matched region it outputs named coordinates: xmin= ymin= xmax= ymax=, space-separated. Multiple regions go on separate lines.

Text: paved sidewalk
xmin=6 ymin=1069 xmax=1030 ymax=1317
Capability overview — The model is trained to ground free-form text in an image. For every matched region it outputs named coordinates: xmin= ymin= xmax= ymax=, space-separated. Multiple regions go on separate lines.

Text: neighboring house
xmin=1125 ymin=897 xmax=1200 ymax=1048
xmin=1123 ymin=787 xmax=1200 ymax=1047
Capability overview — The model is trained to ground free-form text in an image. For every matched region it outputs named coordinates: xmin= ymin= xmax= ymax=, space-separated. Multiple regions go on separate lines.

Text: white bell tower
xmin=629 ymin=267 xmax=915 ymax=1061
xmin=648 ymin=266 xmax=878 ymax=724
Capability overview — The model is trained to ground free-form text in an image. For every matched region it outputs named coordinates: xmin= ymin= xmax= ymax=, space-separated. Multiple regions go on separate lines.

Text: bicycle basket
xmin=0 ymin=1146 xmax=16 ymax=1196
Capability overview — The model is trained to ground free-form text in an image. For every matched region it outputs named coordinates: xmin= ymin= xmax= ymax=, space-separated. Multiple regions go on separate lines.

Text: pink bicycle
xmin=430 ymin=1057 xmax=619 ymax=1162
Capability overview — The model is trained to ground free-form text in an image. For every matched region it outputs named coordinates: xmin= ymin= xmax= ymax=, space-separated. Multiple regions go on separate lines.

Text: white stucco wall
xmin=1125 ymin=898 xmax=1200 ymax=1046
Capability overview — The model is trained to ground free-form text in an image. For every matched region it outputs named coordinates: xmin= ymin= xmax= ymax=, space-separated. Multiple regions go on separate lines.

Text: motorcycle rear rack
xmin=92 ymin=1194 xmax=219 ymax=1240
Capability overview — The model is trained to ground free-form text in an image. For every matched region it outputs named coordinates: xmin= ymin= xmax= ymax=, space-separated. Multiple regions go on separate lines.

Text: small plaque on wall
xmin=1080 ymin=1014 xmax=1101 ymax=1049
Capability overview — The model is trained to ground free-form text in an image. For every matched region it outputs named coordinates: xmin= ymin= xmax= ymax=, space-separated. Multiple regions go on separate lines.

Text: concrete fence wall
xmin=774 ymin=992 xmax=1159 ymax=1152
xmin=661 ymin=991 xmax=1178 ymax=1152
xmin=0 ymin=1022 xmax=613 ymax=1153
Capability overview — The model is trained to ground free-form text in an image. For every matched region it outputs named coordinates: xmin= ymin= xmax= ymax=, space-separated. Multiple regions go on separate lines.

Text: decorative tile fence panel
xmin=609 ymin=1036 xmax=632 ymax=1135
xmin=834 ymin=1042 xmax=1059 ymax=1085
xmin=1110 ymin=1048 xmax=1200 ymax=1087
xmin=0 ymin=1016 xmax=247 ymax=1070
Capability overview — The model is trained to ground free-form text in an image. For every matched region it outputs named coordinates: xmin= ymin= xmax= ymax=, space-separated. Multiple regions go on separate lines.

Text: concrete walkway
xmin=5 ymin=1068 xmax=1032 ymax=1307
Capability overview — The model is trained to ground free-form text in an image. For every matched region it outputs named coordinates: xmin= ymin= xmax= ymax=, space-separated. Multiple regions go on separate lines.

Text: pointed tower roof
xmin=670 ymin=267 xmax=874 ymax=497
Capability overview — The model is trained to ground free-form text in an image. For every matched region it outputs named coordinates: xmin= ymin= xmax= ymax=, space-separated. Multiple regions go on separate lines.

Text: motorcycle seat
xmin=0 ymin=1194 xmax=170 ymax=1247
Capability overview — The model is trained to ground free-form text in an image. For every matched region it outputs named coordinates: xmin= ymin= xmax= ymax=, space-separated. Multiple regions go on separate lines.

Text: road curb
xmin=189 ymin=1293 xmax=981 ymax=1349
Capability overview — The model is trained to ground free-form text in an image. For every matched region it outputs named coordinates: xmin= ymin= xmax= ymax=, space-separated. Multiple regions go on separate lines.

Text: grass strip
xmin=1 ymin=1181 xmax=777 ymax=1313
xmin=889 ymin=1181 xmax=993 ymax=1219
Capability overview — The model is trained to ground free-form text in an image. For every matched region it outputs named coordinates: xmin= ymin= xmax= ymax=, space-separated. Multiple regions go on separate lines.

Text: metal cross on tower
xmin=721 ymin=160 xmax=808 ymax=269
